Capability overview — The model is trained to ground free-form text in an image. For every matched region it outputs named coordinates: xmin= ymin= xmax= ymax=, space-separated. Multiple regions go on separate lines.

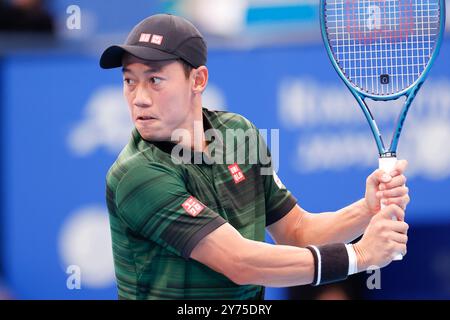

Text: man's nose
xmin=133 ymin=84 xmax=152 ymax=108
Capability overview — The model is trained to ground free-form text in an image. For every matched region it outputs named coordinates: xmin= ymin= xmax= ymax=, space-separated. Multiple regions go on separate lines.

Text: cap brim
xmin=99 ymin=45 xmax=179 ymax=69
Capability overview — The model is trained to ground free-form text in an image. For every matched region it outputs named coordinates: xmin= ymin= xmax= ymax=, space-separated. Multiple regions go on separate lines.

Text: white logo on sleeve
xmin=273 ymin=171 xmax=285 ymax=190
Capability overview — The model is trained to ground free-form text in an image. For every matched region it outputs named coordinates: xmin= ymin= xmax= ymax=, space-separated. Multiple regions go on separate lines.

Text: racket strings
xmin=324 ymin=0 xmax=441 ymax=96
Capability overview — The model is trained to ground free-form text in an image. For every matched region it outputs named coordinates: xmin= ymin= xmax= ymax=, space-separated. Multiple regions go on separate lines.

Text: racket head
xmin=320 ymin=0 xmax=446 ymax=101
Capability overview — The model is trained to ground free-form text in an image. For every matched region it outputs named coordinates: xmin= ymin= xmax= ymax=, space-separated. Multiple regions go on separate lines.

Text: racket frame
xmin=319 ymin=0 xmax=446 ymax=156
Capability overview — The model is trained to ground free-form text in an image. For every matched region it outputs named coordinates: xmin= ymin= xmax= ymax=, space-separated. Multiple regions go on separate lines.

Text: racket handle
xmin=378 ymin=156 xmax=403 ymax=261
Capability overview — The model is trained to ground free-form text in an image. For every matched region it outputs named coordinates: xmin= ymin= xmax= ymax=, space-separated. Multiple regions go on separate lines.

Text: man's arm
xmin=191 ymin=205 xmax=407 ymax=287
xmin=267 ymin=160 xmax=410 ymax=247
xmin=191 ymin=222 xmax=315 ymax=287
xmin=267 ymin=199 xmax=371 ymax=247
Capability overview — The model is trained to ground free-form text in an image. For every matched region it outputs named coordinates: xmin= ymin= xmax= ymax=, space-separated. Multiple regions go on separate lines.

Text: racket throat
xmin=380 ymin=152 xmax=397 ymax=158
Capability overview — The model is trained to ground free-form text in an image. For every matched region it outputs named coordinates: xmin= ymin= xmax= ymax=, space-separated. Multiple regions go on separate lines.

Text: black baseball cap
xmin=100 ymin=14 xmax=207 ymax=69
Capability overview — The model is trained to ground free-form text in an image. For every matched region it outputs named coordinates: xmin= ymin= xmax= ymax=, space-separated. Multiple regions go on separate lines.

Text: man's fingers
xmin=381 ymin=195 xmax=410 ymax=209
xmin=390 ymin=231 xmax=408 ymax=244
xmin=376 ymin=160 xmax=408 ymax=187
xmin=389 ymin=159 xmax=408 ymax=177
xmin=377 ymin=186 xmax=408 ymax=199
xmin=381 ymin=204 xmax=406 ymax=222
xmin=392 ymin=243 xmax=407 ymax=258
xmin=387 ymin=219 xmax=409 ymax=233
xmin=368 ymin=169 xmax=391 ymax=186
xmin=380 ymin=175 xmax=407 ymax=190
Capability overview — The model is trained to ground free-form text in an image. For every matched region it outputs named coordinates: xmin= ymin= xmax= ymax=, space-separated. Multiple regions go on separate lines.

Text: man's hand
xmin=365 ymin=159 xmax=410 ymax=215
xmin=353 ymin=204 xmax=408 ymax=271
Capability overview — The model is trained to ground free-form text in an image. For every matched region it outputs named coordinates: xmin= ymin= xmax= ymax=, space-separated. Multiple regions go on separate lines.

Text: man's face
xmin=122 ymin=54 xmax=194 ymax=141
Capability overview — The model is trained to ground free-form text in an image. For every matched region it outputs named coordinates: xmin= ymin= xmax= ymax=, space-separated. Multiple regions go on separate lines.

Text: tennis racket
xmin=320 ymin=0 xmax=446 ymax=260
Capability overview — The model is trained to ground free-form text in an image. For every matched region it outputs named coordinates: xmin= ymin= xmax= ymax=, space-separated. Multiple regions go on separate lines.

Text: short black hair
xmin=178 ymin=59 xmax=194 ymax=79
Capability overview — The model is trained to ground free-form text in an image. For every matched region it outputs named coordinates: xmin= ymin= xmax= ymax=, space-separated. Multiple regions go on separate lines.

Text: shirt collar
xmin=132 ymin=108 xmax=223 ymax=162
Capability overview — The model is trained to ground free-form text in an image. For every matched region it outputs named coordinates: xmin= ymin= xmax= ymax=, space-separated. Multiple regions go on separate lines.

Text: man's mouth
xmin=137 ymin=116 xmax=157 ymax=121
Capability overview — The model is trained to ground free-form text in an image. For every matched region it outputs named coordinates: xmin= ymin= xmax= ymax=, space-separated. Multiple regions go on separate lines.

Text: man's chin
xmin=137 ymin=129 xmax=171 ymax=142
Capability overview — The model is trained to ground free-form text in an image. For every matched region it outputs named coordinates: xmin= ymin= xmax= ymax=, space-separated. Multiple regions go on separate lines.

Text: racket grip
xmin=379 ymin=156 xmax=403 ymax=261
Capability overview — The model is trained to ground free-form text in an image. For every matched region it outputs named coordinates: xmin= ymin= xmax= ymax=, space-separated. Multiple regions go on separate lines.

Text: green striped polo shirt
xmin=105 ymin=107 xmax=297 ymax=300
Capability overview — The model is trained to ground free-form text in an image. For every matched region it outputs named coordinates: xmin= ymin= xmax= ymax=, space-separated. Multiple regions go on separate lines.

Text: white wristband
xmin=345 ymin=244 xmax=358 ymax=275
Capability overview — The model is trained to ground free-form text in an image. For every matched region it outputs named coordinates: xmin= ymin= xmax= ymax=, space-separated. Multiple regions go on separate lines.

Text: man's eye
xmin=150 ymin=77 xmax=162 ymax=85
xmin=124 ymin=78 xmax=136 ymax=85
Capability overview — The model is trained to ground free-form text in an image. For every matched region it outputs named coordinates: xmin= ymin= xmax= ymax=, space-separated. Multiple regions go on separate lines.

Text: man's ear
xmin=192 ymin=66 xmax=208 ymax=94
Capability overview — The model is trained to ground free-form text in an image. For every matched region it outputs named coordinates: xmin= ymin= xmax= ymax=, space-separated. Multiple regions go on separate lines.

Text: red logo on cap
xmin=182 ymin=196 xmax=205 ymax=217
xmin=228 ymin=163 xmax=246 ymax=184
xmin=151 ymin=34 xmax=163 ymax=45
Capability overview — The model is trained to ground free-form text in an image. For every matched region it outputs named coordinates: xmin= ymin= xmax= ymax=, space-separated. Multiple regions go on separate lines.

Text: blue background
xmin=1 ymin=0 xmax=450 ymax=300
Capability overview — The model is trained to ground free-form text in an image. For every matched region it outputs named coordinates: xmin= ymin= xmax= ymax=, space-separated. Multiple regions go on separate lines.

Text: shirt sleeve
xmin=115 ymin=163 xmax=227 ymax=259
xmin=254 ymin=126 xmax=298 ymax=226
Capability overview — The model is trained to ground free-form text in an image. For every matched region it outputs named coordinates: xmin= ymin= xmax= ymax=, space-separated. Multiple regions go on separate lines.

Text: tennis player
xmin=101 ymin=14 xmax=410 ymax=300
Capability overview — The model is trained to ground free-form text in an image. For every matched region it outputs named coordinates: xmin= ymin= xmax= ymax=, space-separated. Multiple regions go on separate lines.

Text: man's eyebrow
xmin=121 ymin=65 xmax=164 ymax=74
xmin=144 ymin=67 xmax=163 ymax=74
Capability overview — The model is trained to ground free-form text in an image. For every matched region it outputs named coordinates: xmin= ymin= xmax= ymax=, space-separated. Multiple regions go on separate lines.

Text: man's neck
xmin=177 ymin=107 xmax=209 ymax=153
